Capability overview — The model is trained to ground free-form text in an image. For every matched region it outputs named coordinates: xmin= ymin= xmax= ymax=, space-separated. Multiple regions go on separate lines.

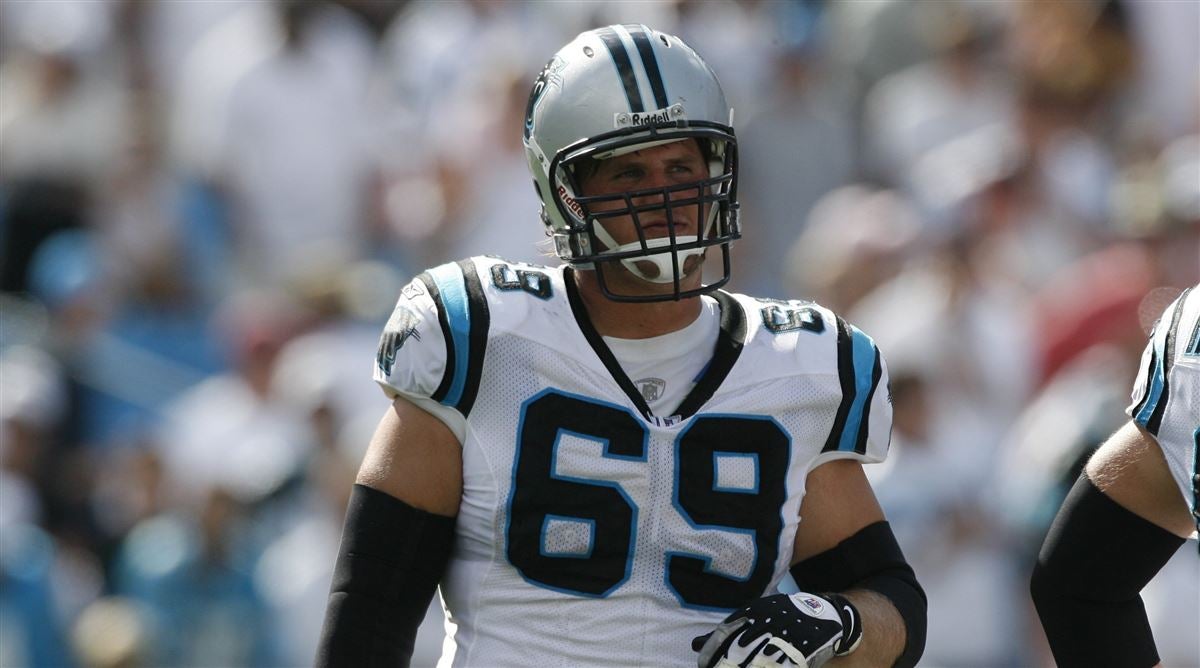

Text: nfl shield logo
xmin=636 ymin=378 xmax=666 ymax=403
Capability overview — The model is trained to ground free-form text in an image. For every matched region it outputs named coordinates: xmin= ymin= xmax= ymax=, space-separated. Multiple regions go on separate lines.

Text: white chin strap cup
xmin=589 ymin=217 xmax=704 ymax=283
xmin=608 ymin=235 xmax=703 ymax=284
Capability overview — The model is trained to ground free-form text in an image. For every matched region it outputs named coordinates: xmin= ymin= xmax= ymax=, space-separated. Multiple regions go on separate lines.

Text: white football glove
xmin=693 ymin=592 xmax=863 ymax=668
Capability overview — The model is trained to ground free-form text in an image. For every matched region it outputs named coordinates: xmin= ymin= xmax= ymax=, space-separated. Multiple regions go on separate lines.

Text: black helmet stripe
xmin=597 ymin=27 xmax=644 ymax=113
xmin=628 ymin=25 xmax=669 ymax=109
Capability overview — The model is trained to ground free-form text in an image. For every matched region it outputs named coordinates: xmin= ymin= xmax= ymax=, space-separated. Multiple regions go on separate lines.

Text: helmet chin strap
xmin=588 ymin=195 xmax=720 ymax=284
xmin=590 ymin=223 xmax=702 ymax=283
xmin=614 ymin=236 xmax=702 ymax=283
xmin=588 ymin=200 xmax=722 ymax=284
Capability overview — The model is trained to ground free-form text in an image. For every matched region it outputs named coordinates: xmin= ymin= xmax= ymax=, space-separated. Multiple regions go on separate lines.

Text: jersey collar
xmin=564 ymin=267 xmax=747 ymax=422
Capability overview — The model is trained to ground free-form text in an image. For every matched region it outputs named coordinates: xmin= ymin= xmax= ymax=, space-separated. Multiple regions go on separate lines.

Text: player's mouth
xmin=639 ymin=219 xmax=692 ymax=238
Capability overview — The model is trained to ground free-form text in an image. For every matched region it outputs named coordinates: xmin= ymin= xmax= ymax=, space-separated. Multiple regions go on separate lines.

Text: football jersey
xmin=373 ymin=256 xmax=892 ymax=668
xmin=1126 ymin=285 xmax=1200 ymax=538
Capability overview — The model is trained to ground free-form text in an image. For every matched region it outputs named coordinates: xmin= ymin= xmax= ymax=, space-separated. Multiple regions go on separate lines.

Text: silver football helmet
xmin=523 ymin=24 xmax=739 ymax=302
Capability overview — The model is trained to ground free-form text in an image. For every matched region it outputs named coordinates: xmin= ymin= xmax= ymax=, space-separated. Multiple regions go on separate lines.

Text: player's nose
xmin=631 ymin=167 xmax=684 ymax=205
xmin=633 ymin=170 xmax=671 ymax=197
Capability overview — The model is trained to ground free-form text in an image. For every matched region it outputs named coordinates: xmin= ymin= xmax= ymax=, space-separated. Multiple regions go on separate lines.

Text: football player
xmin=1031 ymin=286 xmax=1200 ymax=667
xmin=317 ymin=25 xmax=925 ymax=668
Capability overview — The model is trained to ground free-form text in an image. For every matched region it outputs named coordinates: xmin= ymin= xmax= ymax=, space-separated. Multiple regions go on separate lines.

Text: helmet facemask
xmin=523 ymin=25 xmax=741 ymax=301
xmin=549 ymin=123 xmax=740 ymax=303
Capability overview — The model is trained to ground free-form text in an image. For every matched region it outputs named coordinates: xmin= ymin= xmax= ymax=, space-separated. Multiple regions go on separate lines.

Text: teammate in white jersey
xmin=317 ymin=25 xmax=925 ymax=668
xmin=1032 ymin=286 xmax=1200 ymax=667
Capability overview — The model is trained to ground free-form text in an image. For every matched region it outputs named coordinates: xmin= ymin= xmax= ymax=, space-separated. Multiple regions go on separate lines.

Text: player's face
xmin=577 ymin=139 xmax=708 ymax=248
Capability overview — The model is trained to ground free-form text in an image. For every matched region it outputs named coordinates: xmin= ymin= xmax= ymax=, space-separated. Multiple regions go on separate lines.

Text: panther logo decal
xmin=376 ymin=306 xmax=422 ymax=376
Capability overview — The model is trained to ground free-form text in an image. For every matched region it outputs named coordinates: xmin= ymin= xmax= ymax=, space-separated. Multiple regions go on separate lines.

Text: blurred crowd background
xmin=0 ymin=0 xmax=1197 ymax=666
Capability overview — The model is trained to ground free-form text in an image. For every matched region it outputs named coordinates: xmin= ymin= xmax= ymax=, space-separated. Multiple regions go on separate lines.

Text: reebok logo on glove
xmin=798 ymin=596 xmax=825 ymax=615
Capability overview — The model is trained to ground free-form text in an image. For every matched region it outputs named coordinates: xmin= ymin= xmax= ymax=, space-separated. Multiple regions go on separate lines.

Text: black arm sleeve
xmin=790 ymin=520 xmax=926 ymax=668
xmin=1030 ymin=473 xmax=1184 ymax=668
xmin=315 ymin=484 xmax=456 ymax=668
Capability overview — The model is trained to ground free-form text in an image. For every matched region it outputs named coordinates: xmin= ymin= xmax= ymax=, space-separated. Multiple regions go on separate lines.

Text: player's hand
xmin=692 ymin=592 xmax=862 ymax=668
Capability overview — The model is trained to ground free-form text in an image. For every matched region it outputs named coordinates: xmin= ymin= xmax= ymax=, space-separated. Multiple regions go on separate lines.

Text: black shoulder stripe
xmin=419 ymin=271 xmax=457 ymax=403
xmin=1146 ymin=287 xmax=1191 ymax=434
xmin=455 ymin=259 xmax=490 ymax=417
xmin=853 ymin=349 xmax=883 ymax=455
xmin=822 ymin=316 xmax=857 ymax=454
xmin=674 ymin=291 xmax=747 ymax=419
xmin=628 ymin=25 xmax=668 ymax=109
xmin=598 ymin=27 xmax=644 ymax=113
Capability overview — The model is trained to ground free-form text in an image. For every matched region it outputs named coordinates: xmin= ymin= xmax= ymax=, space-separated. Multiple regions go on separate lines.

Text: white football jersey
xmin=373 ymin=257 xmax=892 ymax=668
xmin=1127 ymin=285 xmax=1200 ymax=538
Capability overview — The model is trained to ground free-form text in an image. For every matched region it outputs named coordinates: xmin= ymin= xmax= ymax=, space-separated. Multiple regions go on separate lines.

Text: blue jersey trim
xmin=838 ymin=325 xmax=879 ymax=452
xmin=427 ymin=263 xmax=471 ymax=408
xmin=1134 ymin=328 xmax=1168 ymax=428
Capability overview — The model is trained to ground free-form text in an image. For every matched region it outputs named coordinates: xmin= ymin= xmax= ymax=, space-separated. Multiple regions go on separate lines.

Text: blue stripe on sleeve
xmin=428 ymin=263 xmax=471 ymax=408
xmin=1134 ymin=326 xmax=1168 ymax=427
xmin=838 ymin=325 xmax=878 ymax=452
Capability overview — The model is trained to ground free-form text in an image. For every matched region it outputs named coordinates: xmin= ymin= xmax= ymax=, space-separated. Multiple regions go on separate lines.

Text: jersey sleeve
xmin=814 ymin=315 xmax=894 ymax=467
xmin=1125 ymin=285 xmax=1200 ymax=530
xmin=373 ymin=260 xmax=492 ymax=436
xmin=1127 ymin=287 xmax=1199 ymax=432
xmin=374 ymin=277 xmax=448 ymax=400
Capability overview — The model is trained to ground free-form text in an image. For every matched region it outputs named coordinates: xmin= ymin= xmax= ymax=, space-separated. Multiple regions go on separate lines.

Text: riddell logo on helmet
xmin=557 ymin=184 xmax=585 ymax=218
xmin=631 ymin=110 xmax=671 ymax=125
xmin=615 ymin=104 xmax=685 ymax=129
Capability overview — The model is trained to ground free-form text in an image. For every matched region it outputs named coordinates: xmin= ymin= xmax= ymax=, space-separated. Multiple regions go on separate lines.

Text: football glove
xmin=693 ymin=592 xmax=863 ymax=668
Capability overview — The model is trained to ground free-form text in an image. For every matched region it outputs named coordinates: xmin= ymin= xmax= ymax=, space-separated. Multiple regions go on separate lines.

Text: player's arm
xmin=1087 ymin=421 xmax=1194 ymax=537
xmin=790 ymin=460 xmax=925 ymax=668
xmin=1030 ymin=421 xmax=1189 ymax=668
xmin=315 ymin=394 xmax=463 ymax=667
xmin=697 ymin=319 xmax=923 ymax=668
xmin=695 ymin=460 xmax=925 ymax=668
